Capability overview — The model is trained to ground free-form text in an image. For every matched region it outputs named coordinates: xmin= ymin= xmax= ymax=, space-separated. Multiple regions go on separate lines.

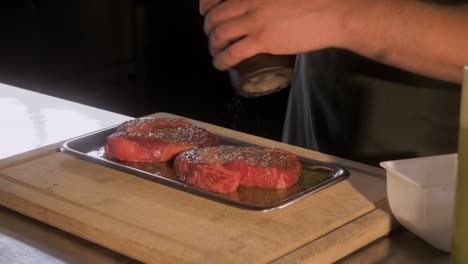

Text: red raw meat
xmin=105 ymin=118 xmax=220 ymax=162
xmin=174 ymin=146 xmax=301 ymax=193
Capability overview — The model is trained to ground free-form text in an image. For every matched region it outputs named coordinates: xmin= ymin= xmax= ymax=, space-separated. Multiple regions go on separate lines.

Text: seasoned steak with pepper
xmin=105 ymin=118 xmax=220 ymax=162
xmin=174 ymin=146 xmax=301 ymax=193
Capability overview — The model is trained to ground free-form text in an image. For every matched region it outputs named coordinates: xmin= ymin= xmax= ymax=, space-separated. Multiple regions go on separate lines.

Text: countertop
xmin=0 ymin=83 xmax=131 ymax=159
xmin=0 ymin=83 xmax=450 ymax=263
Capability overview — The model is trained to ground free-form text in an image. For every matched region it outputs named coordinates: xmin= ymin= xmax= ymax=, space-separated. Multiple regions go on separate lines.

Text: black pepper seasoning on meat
xmin=182 ymin=146 xmax=299 ymax=169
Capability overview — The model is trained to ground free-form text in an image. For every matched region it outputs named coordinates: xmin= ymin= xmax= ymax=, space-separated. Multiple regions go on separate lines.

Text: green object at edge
xmin=452 ymin=66 xmax=468 ymax=263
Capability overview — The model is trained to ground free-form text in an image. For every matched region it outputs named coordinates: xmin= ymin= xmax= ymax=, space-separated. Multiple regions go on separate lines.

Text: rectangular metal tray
xmin=61 ymin=125 xmax=349 ymax=211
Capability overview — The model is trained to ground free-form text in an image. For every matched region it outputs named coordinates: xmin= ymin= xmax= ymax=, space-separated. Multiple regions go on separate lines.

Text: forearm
xmin=343 ymin=1 xmax=468 ymax=83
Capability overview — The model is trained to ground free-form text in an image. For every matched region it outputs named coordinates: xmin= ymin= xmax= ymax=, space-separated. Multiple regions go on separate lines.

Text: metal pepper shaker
xmin=228 ymin=53 xmax=295 ymax=97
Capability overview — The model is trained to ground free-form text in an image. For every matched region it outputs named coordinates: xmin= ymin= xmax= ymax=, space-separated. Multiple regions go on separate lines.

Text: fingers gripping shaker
xmin=216 ymin=1 xmax=295 ymax=97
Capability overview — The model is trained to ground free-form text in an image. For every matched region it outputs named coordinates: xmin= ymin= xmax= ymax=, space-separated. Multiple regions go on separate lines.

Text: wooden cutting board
xmin=0 ymin=113 xmax=394 ymax=263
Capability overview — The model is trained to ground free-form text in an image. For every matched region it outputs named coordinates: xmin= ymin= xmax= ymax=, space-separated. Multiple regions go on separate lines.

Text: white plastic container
xmin=380 ymin=153 xmax=457 ymax=252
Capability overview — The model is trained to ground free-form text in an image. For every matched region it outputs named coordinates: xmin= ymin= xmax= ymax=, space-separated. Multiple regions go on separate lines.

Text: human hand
xmin=201 ymin=1 xmax=468 ymax=82
xmin=199 ymin=0 xmax=222 ymax=16
xmin=200 ymin=0 xmax=350 ymax=70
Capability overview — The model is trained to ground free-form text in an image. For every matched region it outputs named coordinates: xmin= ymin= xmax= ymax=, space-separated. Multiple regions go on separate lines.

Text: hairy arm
xmin=345 ymin=1 xmax=468 ymax=83
xmin=200 ymin=0 xmax=468 ymax=83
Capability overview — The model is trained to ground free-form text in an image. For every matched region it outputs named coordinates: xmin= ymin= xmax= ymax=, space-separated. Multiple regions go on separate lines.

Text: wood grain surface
xmin=0 ymin=113 xmax=392 ymax=263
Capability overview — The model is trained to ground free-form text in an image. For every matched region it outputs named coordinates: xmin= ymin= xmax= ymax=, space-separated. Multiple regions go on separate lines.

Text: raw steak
xmin=105 ymin=118 xmax=220 ymax=162
xmin=174 ymin=146 xmax=301 ymax=193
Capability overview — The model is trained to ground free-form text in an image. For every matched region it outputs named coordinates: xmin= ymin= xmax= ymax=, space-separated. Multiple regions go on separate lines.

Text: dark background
xmin=0 ymin=0 xmax=290 ymax=141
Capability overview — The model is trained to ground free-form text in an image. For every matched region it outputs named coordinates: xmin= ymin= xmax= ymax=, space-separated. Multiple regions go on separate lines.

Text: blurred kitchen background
xmin=0 ymin=0 xmax=290 ymax=141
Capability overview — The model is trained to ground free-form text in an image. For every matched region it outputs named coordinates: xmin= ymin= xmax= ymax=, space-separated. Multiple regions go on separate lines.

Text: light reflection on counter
xmin=0 ymin=83 xmax=132 ymax=159
xmin=0 ymin=97 xmax=39 ymax=158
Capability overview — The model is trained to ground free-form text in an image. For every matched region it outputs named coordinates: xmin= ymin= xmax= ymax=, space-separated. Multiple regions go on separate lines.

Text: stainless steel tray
xmin=60 ymin=125 xmax=349 ymax=211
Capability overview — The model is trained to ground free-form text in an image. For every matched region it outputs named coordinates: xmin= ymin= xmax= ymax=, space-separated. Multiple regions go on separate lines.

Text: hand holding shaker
xmin=452 ymin=65 xmax=468 ymax=263
xmin=210 ymin=1 xmax=295 ymax=97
